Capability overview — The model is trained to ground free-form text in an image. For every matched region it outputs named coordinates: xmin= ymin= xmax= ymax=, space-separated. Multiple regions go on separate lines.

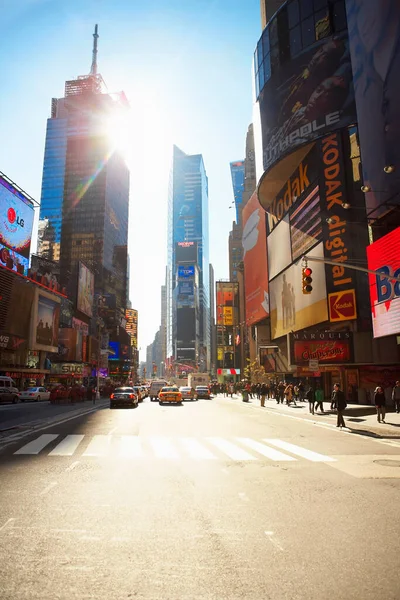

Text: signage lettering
xmin=292 ymin=331 xmax=351 ymax=341
xmin=376 ymin=266 xmax=400 ymax=303
xmin=322 ymin=134 xmax=352 ymax=288
xmin=268 ymin=161 xmax=311 ymax=231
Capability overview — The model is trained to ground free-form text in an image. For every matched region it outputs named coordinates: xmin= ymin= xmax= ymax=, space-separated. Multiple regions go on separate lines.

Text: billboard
xmin=176 ymin=307 xmax=196 ymax=345
xmin=126 ymin=309 xmax=138 ymax=348
xmin=291 ymin=332 xmax=353 ymax=366
xmin=367 ymin=227 xmax=400 ymax=338
xmin=77 ymin=262 xmax=94 ymax=317
xmin=176 ymin=241 xmax=198 ymax=264
xmin=35 ymin=293 xmax=60 ymax=352
xmin=346 ymin=0 xmax=400 ymax=218
xmin=177 ymin=281 xmax=195 ymax=307
xmin=242 ymin=191 xmax=269 ymax=325
xmin=178 ymin=265 xmax=195 ymax=279
xmin=108 ymin=341 xmax=120 ymax=360
xmin=258 ymin=31 xmax=356 ymax=172
xmin=267 ymin=216 xmax=291 ymax=281
xmin=0 ymin=174 xmax=34 ymax=276
xmin=269 ymin=242 xmax=328 ymax=340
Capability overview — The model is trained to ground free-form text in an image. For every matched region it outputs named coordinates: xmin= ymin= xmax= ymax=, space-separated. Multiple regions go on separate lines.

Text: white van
xmin=0 ymin=376 xmax=19 ymax=394
xmin=149 ymin=380 xmax=168 ymax=401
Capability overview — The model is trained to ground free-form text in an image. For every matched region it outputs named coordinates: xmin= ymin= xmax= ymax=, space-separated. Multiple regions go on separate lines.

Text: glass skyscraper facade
xmin=229 ymin=160 xmax=245 ymax=224
xmin=167 ymin=146 xmax=210 ymax=371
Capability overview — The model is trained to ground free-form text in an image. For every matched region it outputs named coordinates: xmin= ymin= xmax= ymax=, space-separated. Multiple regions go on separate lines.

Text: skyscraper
xmin=38 ymin=25 xmax=130 ymax=311
xmin=167 ymin=146 xmax=210 ymax=372
xmin=229 ymin=160 xmax=245 ymax=224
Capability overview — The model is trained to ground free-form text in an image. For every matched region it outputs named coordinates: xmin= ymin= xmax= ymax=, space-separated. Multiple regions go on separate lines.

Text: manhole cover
xmin=373 ymin=459 xmax=400 ymax=468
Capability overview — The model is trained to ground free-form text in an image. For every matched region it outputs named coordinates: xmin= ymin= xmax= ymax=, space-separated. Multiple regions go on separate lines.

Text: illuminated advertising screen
xmin=125 ymin=309 xmax=138 ymax=348
xmin=77 ymin=262 xmax=94 ymax=317
xmin=108 ymin=341 xmax=120 ymax=360
xmin=269 ymin=242 xmax=328 ymax=340
xmin=36 ymin=294 xmax=60 ymax=351
xmin=0 ymin=174 xmax=34 ymax=276
xmin=291 ymin=332 xmax=353 ymax=366
xmin=177 ymin=281 xmax=194 ymax=307
xmin=175 ymin=241 xmax=198 ymax=264
xmin=242 ymin=191 xmax=269 ymax=325
xmin=267 ymin=216 xmax=291 ymax=280
xmin=367 ymin=227 xmax=400 ymax=338
xmin=178 ymin=265 xmax=195 ymax=279
xmin=177 ymin=307 xmax=196 ymax=345
xmin=290 ymin=186 xmax=322 ymax=260
xmin=257 ymin=30 xmax=356 ymax=172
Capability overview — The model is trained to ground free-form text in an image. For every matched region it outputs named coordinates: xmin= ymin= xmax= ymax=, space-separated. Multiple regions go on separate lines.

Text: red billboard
xmin=242 ymin=191 xmax=269 ymax=325
xmin=293 ymin=338 xmax=352 ymax=366
xmin=367 ymin=227 xmax=400 ymax=338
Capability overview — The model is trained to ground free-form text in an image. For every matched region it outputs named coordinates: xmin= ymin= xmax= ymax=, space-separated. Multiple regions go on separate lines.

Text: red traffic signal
xmin=302 ymin=267 xmax=313 ymax=294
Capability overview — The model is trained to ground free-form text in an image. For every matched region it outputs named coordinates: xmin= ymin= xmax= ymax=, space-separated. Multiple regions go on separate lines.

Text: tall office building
xmin=166 ymin=146 xmax=210 ymax=372
xmin=38 ymin=25 xmax=130 ymax=311
xmin=229 ymin=160 xmax=245 ymax=224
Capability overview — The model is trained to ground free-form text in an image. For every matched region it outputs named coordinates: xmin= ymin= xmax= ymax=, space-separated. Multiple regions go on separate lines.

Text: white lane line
xmin=265 ymin=531 xmax=284 ymax=551
xmin=108 ymin=427 xmax=117 ymax=435
xmin=65 ymin=461 xmax=80 ymax=472
xmin=119 ymin=436 xmax=143 ymax=458
xmin=237 ymin=438 xmax=297 ymax=461
xmin=238 ymin=492 xmax=250 ymax=502
xmin=264 ymin=439 xmax=336 ymax=462
xmin=179 ymin=438 xmax=216 ymax=459
xmin=82 ymin=435 xmax=111 ymax=457
xmin=207 ymin=437 xmax=256 ymax=461
xmin=0 ymin=518 xmax=15 ymax=533
xmin=40 ymin=481 xmax=58 ymax=496
xmin=149 ymin=437 xmax=179 ymax=459
xmin=49 ymin=435 xmax=85 ymax=456
xmin=14 ymin=434 xmax=59 ymax=455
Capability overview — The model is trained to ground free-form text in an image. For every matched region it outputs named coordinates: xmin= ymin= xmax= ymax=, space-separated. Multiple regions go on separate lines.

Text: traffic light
xmin=302 ymin=267 xmax=313 ymax=294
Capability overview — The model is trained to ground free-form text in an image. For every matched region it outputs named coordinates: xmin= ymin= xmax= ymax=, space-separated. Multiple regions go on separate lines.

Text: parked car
xmin=110 ymin=387 xmax=138 ymax=409
xmin=195 ymin=386 xmax=211 ymax=400
xmin=158 ymin=386 xmax=182 ymax=405
xmin=0 ymin=387 xmax=20 ymax=404
xmin=179 ymin=386 xmax=196 ymax=401
xmin=19 ymin=387 xmax=50 ymax=402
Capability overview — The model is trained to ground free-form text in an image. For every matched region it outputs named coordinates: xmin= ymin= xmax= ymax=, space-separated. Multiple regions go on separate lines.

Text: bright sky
xmin=0 ymin=0 xmax=260 ymax=355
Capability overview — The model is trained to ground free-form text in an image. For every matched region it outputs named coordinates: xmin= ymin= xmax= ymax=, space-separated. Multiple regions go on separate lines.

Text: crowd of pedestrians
xmin=212 ymin=379 xmax=400 ymax=429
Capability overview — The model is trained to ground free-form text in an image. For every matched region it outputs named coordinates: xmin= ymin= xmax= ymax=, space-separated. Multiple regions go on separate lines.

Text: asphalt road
xmin=1 ymin=396 xmax=399 ymax=600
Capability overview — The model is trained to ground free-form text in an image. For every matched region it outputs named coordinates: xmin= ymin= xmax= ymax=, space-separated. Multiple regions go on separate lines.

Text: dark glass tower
xmin=38 ymin=25 xmax=130 ymax=310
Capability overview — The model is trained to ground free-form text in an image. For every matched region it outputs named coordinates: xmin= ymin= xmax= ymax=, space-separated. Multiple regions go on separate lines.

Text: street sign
xmin=328 ymin=289 xmax=357 ymax=322
xmin=308 ymin=359 xmax=319 ymax=371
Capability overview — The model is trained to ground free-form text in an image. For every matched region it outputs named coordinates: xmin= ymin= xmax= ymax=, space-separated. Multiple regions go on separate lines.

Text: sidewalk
xmin=215 ymin=393 xmax=400 ymax=438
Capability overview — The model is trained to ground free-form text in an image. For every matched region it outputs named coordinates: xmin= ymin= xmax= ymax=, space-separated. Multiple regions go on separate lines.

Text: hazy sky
xmin=0 ymin=0 xmax=260 ymax=354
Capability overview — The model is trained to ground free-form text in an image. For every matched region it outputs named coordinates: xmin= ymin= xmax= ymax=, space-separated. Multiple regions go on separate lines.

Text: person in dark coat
xmin=332 ymin=383 xmax=346 ymax=428
xmin=306 ymin=386 xmax=315 ymax=415
xmin=374 ymin=386 xmax=386 ymax=423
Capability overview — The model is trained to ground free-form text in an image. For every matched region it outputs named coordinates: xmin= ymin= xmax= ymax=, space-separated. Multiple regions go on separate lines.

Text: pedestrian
xmin=306 ymin=386 xmax=315 ymax=414
xmin=293 ymin=384 xmax=300 ymax=403
xmin=392 ymin=381 xmax=400 ymax=413
xmin=314 ymin=385 xmax=325 ymax=413
xmin=298 ymin=381 xmax=305 ymax=402
xmin=277 ymin=381 xmax=285 ymax=404
xmin=332 ymin=383 xmax=347 ymax=428
xmin=260 ymin=383 xmax=267 ymax=407
xmin=284 ymin=383 xmax=295 ymax=406
xmin=374 ymin=386 xmax=386 ymax=423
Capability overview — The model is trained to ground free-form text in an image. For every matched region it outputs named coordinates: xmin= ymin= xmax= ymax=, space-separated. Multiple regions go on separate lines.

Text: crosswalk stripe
xmin=149 ymin=437 xmax=179 ymax=458
xmin=14 ymin=434 xmax=59 ymax=455
xmin=237 ymin=438 xmax=297 ymax=461
xmin=207 ymin=437 xmax=256 ymax=460
xmin=82 ymin=435 xmax=112 ymax=457
xmin=49 ymin=435 xmax=85 ymax=456
xmin=119 ymin=436 xmax=143 ymax=458
xmin=179 ymin=438 xmax=216 ymax=459
xmin=263 ymin=439 xmax=337 ymax=462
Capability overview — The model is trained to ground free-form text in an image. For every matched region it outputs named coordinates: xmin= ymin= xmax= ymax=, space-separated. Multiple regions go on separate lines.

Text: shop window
xmin=302 ymin=15 xmax=315 ymax=47
xmin=300 ymin=0 xmax=313 ymax=19
xmin=288 ymin=0 xmax=300 ymax=28
xmin=331 ymin=0 xmax=347 ymax=32
xmin=290 ymin=25 xmax=302 ymax=57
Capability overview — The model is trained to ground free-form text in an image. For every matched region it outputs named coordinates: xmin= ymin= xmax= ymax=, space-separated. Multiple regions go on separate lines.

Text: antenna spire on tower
xmin=90 ymin=24 xmax=99 ymax=76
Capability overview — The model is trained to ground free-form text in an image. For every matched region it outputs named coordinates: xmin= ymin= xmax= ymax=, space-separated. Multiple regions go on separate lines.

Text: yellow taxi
xmin=158 ymin=386 xmax=182 ymax=405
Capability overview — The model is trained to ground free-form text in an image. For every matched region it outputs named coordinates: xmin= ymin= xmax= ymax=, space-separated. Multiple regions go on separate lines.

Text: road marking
xmin=119 ymin=436 xmax=143 ymax=458
xmin=207 ymin=437 xmax=256 ymax=460
xmin=108 ymin=427 xmax=117 ymax=435
xmin=237 ymin=438 xmax=296 ymax=461
xmin=0 ymin=518 xmax=15 ymax=533
xmin=264 ymin=530 xmax=284 ymax=551
xmin=40 ymin=481 xmax=58 ymax=496
xmin=149 ymin=437 xmax=179 ymax=458
xmin=14 ymin=434 xmax=58 ymax=455
xmin=179 ymin=438 xmax=216 ymax=459
xmin=49 ymin=435 xmax=85 ymax=456
xmin=65 ymin=461 xmax=80 ymax=472
xmin=238 ymin=492 xmax=249 ymax=502
xmin=264 ymin=439 xmax=336 ymax=462
xmin=82 ymin=435 xmax=111 ymax=457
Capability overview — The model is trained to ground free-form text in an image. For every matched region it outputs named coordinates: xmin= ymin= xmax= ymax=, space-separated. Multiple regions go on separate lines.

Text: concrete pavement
xmin=0 ymin=396 xmax=399 ymax=599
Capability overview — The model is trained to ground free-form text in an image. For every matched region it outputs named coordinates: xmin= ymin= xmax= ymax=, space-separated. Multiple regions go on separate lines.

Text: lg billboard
xmin=0 ymin=173 xmax=34 ymax=276
xmin=367 ymin=228 xmax=400 ymax=338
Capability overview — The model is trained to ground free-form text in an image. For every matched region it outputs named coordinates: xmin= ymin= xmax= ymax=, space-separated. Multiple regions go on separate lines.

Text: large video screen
xmin=176 ymin=241 xmax=197 ymax=264
xmin=176 ymin=307 xmax=196 ymax=345
xmin=0 ymin=174 xmax=34 ymax=276
xmin=36 ymin=294 xmax=60 ymax=351
xmin=77 ymin=262 xmax=94 ymax=317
